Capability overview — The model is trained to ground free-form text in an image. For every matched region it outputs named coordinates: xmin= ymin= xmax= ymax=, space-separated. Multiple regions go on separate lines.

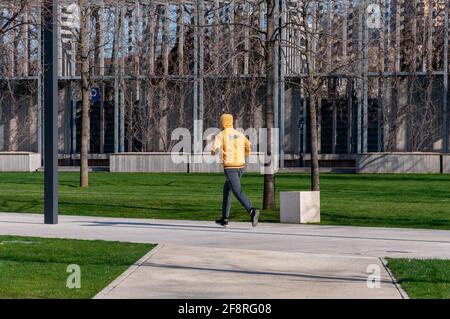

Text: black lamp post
xmin=42 ymin=0 xmax=58 ymax=224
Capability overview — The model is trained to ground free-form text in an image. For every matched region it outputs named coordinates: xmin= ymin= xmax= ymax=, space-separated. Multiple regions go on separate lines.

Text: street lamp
xmin=42 ymin=0 xmax=58 ymax=224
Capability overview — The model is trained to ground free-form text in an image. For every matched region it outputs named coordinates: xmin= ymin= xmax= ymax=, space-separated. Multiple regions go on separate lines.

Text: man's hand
xmin=211 ymin=135 xmax=217 ymax=156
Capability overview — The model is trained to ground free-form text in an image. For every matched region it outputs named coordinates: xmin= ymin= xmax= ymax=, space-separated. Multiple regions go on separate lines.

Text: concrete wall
xmin=110 ymin=153 xmax=265 ymax=173
xmin=0 ymin=152 xmax=41 ymax=172
xmin=356 ymin=153 xmax=441 ymax=174
xmin=443 ymin=155 xmax=450 ymax=174
xmin=189 ymin=154 xmax=265 ymax=173
xmin=110 ymin=153 xmax=189 ymax=173
xmin=188 ymin=154 xmax=223 ymax=173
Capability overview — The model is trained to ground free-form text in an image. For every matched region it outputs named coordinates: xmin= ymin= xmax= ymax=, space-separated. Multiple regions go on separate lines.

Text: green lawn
xmin=387 ymin=259 xmax=450 ymax=299
xmin=0 ymin=172 xmax=450 ymax=229
xmin=0 ymin=235 xmax=154 ymax=299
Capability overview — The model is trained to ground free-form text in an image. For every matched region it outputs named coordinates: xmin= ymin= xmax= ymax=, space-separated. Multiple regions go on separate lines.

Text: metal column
xmin=302 ymin=89 xmax=308 ymax=167
xmin=119 ymin=7 xmax=125 ymax=153
xmin=71 ymin=40 xmax=76 ymax=157
xmin=379 ymin=0 xmax=386 ymax=153
xmin=347 ymin=79 xmax=353 ymax=154
xmin=193 ymin=1 xmax=199 ymax=153
xmin=43 ymin=0 xmax=58 ymax=224
xmin=273 ymin=0 xmax=279 ymax=160
xmin=119 ymin=71 xmax=125 ymax=152
xmin=332 ymin=79 xmax=337 ymax=154
xmin=444 ymin=0 xmax=449 ymax=154
xmin=114 ymin=78 xmax=119 ymax=153
xmin=377 ymin=77 xmax=383 ymax=152
xmin=362 ymin=0 xmax=369 ymax=153
xmin=198 ymin=0 xmax=204 ymax=151
xmin=279 ymin=0 xmax=286 ymax=169
xmin=113 ymin=4 xmax=121 ymax=153
xmin=99 ymin=2 xmax=106 ymax=154
xmin=357 ymin=2 xmax=363 ymax=154
xmin=37 ymin=6 xmax=43 ymax=156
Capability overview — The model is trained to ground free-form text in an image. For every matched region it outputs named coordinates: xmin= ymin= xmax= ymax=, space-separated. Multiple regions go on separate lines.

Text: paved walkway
xmin=1 ymin=213 xmax=449 ymax=259
xmin=94 ymin=244 xmax=402 ymax=299
xmin=2 ymin=212 xmax=450 ymax=298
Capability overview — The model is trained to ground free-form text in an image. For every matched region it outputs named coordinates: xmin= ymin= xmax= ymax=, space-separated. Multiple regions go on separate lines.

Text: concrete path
xmin=94 ymin=244 xmax=403 ymax=299
xmin=2 ymin=212 xmax=450 ymax=298
xmin=1 ymin=213 xmax=449 ymax=259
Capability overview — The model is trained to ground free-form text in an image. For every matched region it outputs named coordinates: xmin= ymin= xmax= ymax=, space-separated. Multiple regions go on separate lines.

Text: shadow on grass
xmin=58 ymin=201 xmax=208 ymax=213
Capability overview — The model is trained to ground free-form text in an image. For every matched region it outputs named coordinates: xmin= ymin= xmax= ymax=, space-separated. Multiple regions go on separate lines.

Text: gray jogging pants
xmin=222 ymin=168 xmax=253 ymax=219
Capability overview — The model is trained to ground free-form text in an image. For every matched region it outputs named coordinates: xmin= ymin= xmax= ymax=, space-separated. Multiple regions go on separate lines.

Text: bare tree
xmin=79 ymin=0 xmax=91 ymax=187
xmin=0 ymin=1 xmax=36 ymax=152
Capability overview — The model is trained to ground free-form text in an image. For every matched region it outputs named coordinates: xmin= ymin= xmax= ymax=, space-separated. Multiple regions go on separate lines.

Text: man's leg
xmin=224 ymin=168 xmax=252 ymax=212
xmin=222 ymin=180 xmax=232 ymax=220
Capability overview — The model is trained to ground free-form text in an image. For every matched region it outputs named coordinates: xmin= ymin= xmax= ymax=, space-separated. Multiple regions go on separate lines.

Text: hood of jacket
xmin=220 ymin=114 xmax=234 ymax=129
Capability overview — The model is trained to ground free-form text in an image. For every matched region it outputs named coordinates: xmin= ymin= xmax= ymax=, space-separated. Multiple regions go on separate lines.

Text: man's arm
xmin=244 ymin=135 xmax=251 ymax=158
xmin=211 ymin=133 xmax=222 ymax=156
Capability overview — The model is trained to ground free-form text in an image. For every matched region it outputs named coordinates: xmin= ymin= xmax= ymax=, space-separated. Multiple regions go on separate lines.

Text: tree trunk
xmin=80 ymin=2 xmax=90 ymax=188
xmin=263 ymin=0 xmax=276 ymax=210
xmin=304 ymin=2 xmax=320 ymax=192
xmin=309 ymin=93 xmax=320 ymax=191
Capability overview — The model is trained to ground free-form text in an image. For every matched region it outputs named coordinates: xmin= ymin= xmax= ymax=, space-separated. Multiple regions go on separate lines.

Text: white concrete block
xmin=280 ymin=191 xmax=320 ymax=224
xmin=0 ymin=152 xmax=41 ymax=172
xmin=443 ymin=155 xmax=450 ymax=174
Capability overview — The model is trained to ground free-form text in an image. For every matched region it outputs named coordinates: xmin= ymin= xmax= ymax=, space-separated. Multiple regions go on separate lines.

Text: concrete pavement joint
xmin=93 ymin=244 xmax=164 ymax=299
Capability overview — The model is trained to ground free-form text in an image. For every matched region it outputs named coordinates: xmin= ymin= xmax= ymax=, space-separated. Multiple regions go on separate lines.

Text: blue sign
xmin=91 ymin=87 xmax=101 ymax=103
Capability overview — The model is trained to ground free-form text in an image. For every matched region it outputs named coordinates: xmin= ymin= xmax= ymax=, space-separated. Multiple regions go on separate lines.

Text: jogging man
xmin=211 ymin=114 xmax=260 ymax=227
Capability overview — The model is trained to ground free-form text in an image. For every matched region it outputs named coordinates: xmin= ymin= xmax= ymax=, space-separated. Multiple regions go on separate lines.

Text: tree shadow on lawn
xmin=58 ymin=201 xmax=204 ymax=212
xmin=0 ymin=255 xmax=136 ymax=266
xmin=0 ymin=199 xmax=42 ymax=214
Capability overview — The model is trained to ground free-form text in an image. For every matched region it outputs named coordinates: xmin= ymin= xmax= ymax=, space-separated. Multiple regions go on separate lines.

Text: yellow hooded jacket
xmin=211 ymin=114 xmax=251 ymax=169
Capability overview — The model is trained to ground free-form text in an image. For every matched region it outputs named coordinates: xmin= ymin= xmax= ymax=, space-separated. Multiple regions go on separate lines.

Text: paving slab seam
xmin=93 ymin=244 xmax=165 ymax=299
xmin=159 ymin=243 xmax=383 ymax=261
xmin=380 ymin=257 xmax=409 ymax=299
